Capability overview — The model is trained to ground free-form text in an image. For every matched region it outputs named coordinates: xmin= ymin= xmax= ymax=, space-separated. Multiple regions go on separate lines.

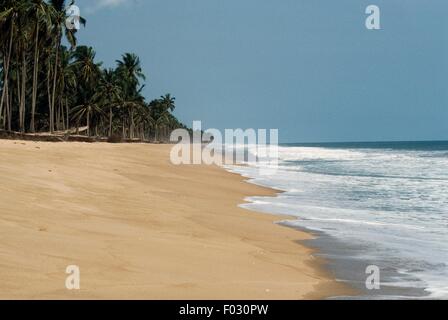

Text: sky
xmin=74 ymin=0 xmax=447 ymax=143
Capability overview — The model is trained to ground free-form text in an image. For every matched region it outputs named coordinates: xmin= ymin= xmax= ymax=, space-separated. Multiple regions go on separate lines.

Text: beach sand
xmin=0 ymin=140 xmax=348 ymax=299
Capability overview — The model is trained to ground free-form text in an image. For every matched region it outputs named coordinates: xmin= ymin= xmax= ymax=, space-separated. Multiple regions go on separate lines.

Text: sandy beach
xmin=0 ymin=140 xmax=347 ymax=299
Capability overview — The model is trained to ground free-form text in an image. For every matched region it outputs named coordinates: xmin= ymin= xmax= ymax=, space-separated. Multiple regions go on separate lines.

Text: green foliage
xmin=0 ymin=0 xmax=185 ymax=141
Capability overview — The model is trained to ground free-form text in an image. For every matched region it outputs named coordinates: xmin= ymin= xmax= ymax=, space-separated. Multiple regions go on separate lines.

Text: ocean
xmin=225 ymin=141 xmax=448 ymax=299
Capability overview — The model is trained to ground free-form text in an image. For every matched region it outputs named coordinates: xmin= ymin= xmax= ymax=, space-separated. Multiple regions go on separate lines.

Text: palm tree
xmin=0 ymin=0 xmax=19 ymax=130
xmin=133 ymin=103 xmax=154 ymax=140
xmin=48 ymin=0 xmax=84 ymax=133
xmin=71 ymin=88 xmax=104 ymax=137
xmin=0 ymin=2 xmax=185 ymax=139
xmin=29 ymin=0 xmax=53 ymax=132
xmin=71 ymin=46 xmax=102 ymax=85
xmin=16 ymin=2 xmax=33 ymax=132
xmin=159 ymin=93 xmax=176 ymax=112
xmin=150 ymin=94 xmax=176 ymax=141
xmin=116 ymin=53 xmax=146 ymax=98
xmin=94 ymin=69 xmax=122 ymax=136
xmin=55 ymin=46 xmax=76 ymax=130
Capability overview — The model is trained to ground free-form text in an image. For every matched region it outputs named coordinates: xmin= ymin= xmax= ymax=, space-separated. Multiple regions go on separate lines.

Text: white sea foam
xmin=225 ymin=143 xmax=448 ymax=299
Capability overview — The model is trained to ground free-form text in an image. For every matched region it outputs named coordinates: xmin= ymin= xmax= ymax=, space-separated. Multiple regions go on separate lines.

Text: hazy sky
xmin=74 ymin=0 xmax=447 ymax=143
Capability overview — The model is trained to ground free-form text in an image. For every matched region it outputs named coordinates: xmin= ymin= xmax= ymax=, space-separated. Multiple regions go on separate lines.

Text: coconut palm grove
xmin=0 ymin=0 xmax=187 ymax=141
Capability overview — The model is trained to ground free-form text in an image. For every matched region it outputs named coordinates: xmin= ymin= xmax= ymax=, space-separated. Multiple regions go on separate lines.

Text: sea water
xmin=226 ymin=141 xmax=448 ymax=299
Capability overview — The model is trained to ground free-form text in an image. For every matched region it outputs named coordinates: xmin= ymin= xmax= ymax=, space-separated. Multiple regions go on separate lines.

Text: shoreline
xmin=219 ymin=169 xmax=355 ymax=300
xmin=226 ymin=162 xmax=437 ymax=300
xmin=224 ymin=165 xmax=361 ymax=299
xmin=0 ymin=140 xmax=350 ymax=299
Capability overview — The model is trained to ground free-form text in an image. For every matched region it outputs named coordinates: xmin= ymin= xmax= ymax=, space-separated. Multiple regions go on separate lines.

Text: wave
xmin=226 ymin=143 xmax=448 ymax=299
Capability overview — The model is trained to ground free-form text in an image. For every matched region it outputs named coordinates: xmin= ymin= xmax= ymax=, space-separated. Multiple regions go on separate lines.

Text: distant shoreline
xmin=0 ymin=129 xmax=168 ymax=144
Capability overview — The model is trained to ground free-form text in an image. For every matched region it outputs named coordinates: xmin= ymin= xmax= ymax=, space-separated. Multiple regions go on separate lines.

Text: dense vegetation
xmin=0 ymin=0 xmax=186 ymax=141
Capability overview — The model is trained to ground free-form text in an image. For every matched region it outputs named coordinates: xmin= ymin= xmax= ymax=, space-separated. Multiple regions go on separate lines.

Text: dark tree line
xmin=0 ymin=0 xmax=186 ymax=141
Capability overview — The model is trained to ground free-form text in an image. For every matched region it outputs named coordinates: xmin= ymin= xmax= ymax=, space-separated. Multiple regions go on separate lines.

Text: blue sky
xmin=74 ymin=0 xmax=447 ymax=143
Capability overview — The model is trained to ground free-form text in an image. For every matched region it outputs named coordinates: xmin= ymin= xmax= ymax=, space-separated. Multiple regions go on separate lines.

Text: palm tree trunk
xmin=6 ymin=84 xmax=11 ymax=131
xmin=3 ymin=85 xmax=9 ymax=129
xmin=50 ymin=32 xmax=61 ymax=134
xmin=0 ymin=21 xmax=14 ymax=128
xmin=129 ymin=108 xmax=134 ymax=139
xmin=20 ymin=50 xmax=27 ymax=132
xmin=66 ymin=98 xmax=69 ymax=130
xmin=109 ymin=108 xmax=113 ymax=137
xmin=56 ymin=102 xmax=60 ymax=131
xmin=30 ymin=21 xmax=40 ymax=133
xmin=17 ymin=68 xmax=21 ymax=130
xmin=122 ymin=118 xmax=125 ymax=139
xmin=2 ymin=87 xmax=6 ymax=128
xmin=61 ymin=101 xmax=66 ymax=130
xmin=47 ymin=68 xmax=52 ymax=132
xmin=87 ymin=108 xmax=90 ymax=136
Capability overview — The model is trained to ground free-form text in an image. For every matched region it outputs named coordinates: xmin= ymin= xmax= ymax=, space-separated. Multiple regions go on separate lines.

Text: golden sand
xmin=0 ymin=140 xmax=348 ymax=299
